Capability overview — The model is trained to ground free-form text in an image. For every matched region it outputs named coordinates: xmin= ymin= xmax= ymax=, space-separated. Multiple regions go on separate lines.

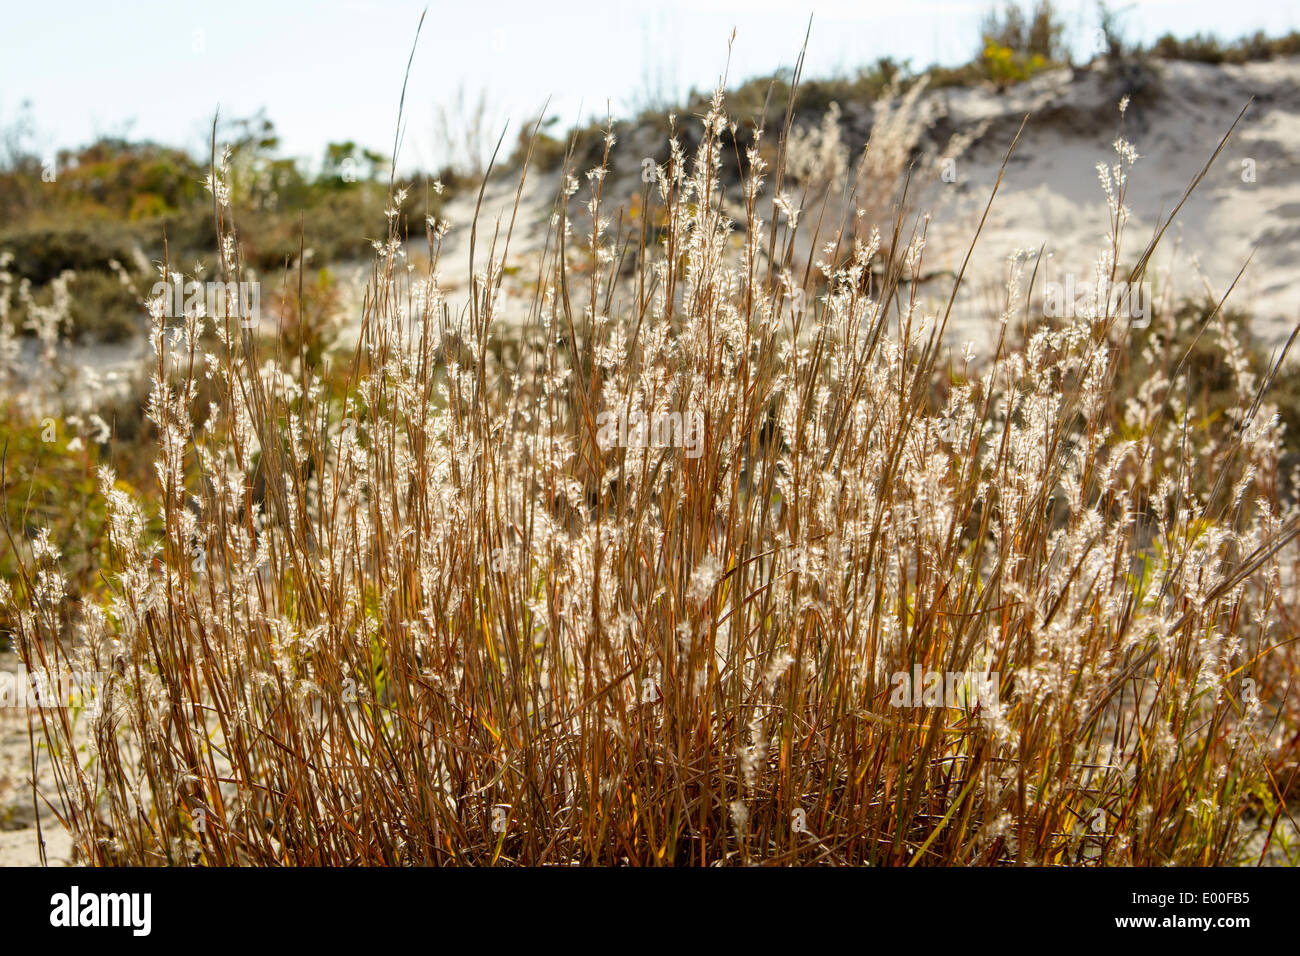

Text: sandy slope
xmin=404 ymin=57 xmax=1300 ymax=355
xmin=927 ymin=58 xmax=1300 ymax=352
xmin=53 ymin=58 xmax=1300 ymax=382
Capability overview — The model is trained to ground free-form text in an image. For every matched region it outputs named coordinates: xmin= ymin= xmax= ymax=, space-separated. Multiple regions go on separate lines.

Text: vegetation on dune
xmin=2 ymin=10 xmax=1300 ymax=867
xmin=0 ymin=109 xmax=447 ymax=342
xmin=3 ymin=47 xmax=1298 ymax=865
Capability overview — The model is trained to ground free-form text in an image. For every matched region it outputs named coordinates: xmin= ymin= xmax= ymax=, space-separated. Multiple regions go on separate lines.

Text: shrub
xmin=0 ymin=404 xmax=117 ymax=640
xmin=980 ymin=1 xmax=1066 ymax=62
xmin=1150 ymin=30 xmax=1300 ymax=64
xmin=0 ymin=226 xmax=137 ymax=286
xmin=65 ymin=271 xmax=145 ymax=342
xmin=982 ymin=40 xmax=1049 ymax=88
xmin=977 ymin=1 xmax=1064 ymax=87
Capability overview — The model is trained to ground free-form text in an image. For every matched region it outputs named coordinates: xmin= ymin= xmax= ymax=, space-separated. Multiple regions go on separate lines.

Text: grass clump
xmin=3 ymin=55 xmax=1299 ymax=869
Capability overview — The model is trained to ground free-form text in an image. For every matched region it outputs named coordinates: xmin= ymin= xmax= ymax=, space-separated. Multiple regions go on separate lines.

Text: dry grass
xmin=4 ymin=60 xmax=1300 ymax=867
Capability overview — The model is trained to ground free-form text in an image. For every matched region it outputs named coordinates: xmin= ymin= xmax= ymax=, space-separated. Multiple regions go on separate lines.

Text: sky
xmin=2 ymin=0 xmax=1296 ymax=174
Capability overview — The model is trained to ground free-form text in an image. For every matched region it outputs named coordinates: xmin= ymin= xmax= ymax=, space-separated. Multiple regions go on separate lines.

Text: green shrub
xmin=65 ymin=271 xmax=144 ymax=342
xmin=1150 ymin=30 xmax=1300 ymax=64
xmin=0 ymin=404 xmax=112 ymax=639
xmin=980 ymin=1 xmax=1066 ymax=62
xmin=981 ymin=39 xmax=1049 ymax=88
xmin=0 ymin=226 xmax=137 ymax=286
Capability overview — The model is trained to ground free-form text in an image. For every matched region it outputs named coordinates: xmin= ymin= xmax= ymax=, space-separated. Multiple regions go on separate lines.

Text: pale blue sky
xmin=2 ymin=0 xmax=1295 ymax=173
